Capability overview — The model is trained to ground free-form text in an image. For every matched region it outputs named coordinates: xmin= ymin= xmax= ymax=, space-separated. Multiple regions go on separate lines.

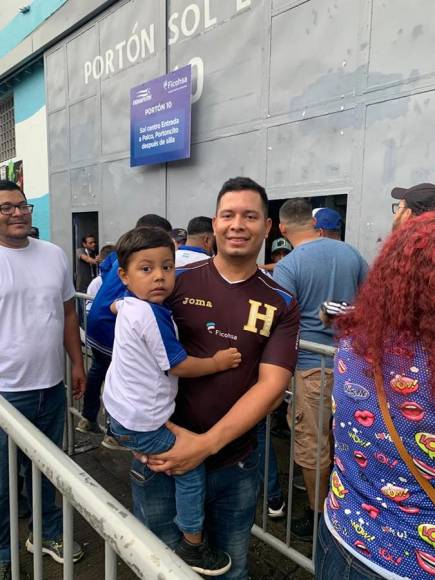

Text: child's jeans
xmin=108 ymin=416 xmax=205 ymax=534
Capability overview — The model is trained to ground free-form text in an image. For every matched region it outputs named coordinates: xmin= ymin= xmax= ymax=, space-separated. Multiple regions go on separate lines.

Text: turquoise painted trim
xmin=0 ymin=0 xmax=67 ymax=59
xmin=31 ymin=192 xmax=50 ymax=241
xmin=14 ymin=67 xmax=45 ymax=123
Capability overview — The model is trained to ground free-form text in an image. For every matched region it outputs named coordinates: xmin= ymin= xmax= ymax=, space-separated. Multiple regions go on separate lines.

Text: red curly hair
xmin=336 ymin=211 xmax=435 ymax=392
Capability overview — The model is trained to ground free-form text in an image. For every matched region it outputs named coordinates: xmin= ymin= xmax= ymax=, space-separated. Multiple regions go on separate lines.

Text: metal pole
xmin=32 ymin=463 xmax=43 ymax=580
xmin=63 ymin=497 xmax=74 ymax=580
xmin=105 ymin=542 xmax=117 ymax=580
xmin=312 ymin=356 xmax=327 ymax=562
xmin=65 ymin=356 xmax=74 ymax=455
xmin=8 ymin=438 xmax=20 ymax=580
xmin=285 ymin=377 xmax=297 ymax=546
xmin=261 ymin=414 xmax=271 ymax=530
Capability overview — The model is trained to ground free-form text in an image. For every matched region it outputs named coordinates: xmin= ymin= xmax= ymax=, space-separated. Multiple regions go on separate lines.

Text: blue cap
xmin=314 ymin=208 xmax=342 ymax=230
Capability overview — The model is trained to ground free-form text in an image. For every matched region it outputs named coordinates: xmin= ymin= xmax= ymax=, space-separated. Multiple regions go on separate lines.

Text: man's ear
xmin=264 ymin=217 xmax=272 ymax=239
xmin=279 ymin=222 xmax=286 ymax=237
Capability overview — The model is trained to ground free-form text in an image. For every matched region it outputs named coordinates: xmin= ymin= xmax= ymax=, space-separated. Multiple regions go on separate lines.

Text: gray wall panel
xmin=71 ymin=165 xmax=100 ymax=208
xmin=45 ymin=48 xmax=66 ymax=112
xmin=69 ymin=97 xmax=98 ymax=163
xmin=50 ymin=171 xmax=72 ymax=259
xmin=269 ymin=0 xmax=360 ymax=115
xmin=100 ymin=159 xmax=165 ymax=243
xmin=368 ymin=0 xmax=435 ymax=89
xmin=167 ymin=131 xmax=264 ymax=226
xmin=48 ymin=109 xmax=69 ymax=169
xmin=66 ymin=26 xmax=99 ymax=102
xmin=266 ymin=109 xmax=356 ymax=190
xmin=361 ymin=91 xmax=435 ymax=259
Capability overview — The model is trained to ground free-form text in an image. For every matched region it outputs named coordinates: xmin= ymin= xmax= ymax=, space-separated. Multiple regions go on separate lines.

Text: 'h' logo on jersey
xmin=243 ymin=299 xmax=277 ymax=337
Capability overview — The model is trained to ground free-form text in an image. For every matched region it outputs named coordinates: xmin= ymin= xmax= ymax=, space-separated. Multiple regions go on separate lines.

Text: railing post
xmin=8 ymin=438 xmax=20 ymax=580
xmin=65 ymin=357 xmax=74 ymax=456
xmin=63 ymin=497 xmax=74 ymax=580
xmin=105 ymin=542 xmax=117 ymax=580
xmin=32 ymin=463 xmax=43 ymax=580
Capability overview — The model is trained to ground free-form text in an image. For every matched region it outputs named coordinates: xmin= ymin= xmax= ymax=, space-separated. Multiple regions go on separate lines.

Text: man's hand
xmin=71 ymin=363 xmax=86 ymax=399
xmin=144 ymin=421 xmax=213 ymax=475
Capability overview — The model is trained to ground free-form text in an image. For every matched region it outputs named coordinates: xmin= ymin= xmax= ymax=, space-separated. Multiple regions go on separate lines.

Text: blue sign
xmin=130 ymin=65 xmax=192 ymax=166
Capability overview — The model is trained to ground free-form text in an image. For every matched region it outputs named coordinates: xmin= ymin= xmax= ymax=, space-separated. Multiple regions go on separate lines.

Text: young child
xmin=102 ymin=226 xmax=241 ymax=576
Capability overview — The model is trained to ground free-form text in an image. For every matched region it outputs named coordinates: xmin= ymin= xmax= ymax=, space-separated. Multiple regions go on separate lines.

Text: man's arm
xmin=147 ymin=362 xmax=290 ymax=475
xmin=63 ymin=299 xmax=86 ymax=399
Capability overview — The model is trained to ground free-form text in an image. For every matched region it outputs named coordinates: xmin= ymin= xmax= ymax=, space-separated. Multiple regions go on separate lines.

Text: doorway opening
xmin=72 ymin=211 xmax=99 ymax=286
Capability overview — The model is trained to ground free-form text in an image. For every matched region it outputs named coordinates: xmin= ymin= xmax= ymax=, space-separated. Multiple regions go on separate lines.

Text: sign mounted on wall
xmin=130 ymin=65 xmax=192 ymax=166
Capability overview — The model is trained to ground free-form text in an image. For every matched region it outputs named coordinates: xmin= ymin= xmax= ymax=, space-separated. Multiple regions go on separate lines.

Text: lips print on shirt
xmin=354 ymin=409 xmax=375 ymax=427
xmin=399 ymin=401 xmax=425 ymax=421
xmin=416 ymin=549 xmax=435 ymax=576
xmin=353 ymin=450 xmax=368 ymax=468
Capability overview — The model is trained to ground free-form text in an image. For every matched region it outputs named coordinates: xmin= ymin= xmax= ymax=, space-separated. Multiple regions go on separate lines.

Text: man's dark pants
xmin=82 ymin=348 xmax=111 ymax=423
xmin=0 ymin=383 xmax=65 ymax=563
xmin=131 ymin=448 xmax=259 ymax=580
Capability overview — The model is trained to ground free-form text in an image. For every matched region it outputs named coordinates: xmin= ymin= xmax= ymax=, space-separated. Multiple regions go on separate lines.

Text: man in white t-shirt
xmin=0 ymin=181 xmax=86 ymax=575
xmin=175 ymin=216 xmax=214 ymax=267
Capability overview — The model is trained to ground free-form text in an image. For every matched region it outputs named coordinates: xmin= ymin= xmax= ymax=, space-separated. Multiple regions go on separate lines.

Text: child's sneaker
xmin=175 ymin=538 xmax=231 ymax=576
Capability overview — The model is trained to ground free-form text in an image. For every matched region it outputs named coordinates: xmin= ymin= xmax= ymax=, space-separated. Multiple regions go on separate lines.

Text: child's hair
xmin=116 ymin=226 xmax=175 ymax=269
xmin=98 ymin=244 xmax=116 ymax=261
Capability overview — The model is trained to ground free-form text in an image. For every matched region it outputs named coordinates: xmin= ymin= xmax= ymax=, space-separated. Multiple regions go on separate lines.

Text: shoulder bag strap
xmin=374 ymin=365 xmax=435 ymax=506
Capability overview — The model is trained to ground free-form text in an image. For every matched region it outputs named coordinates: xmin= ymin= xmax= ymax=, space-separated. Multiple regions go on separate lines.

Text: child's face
xmin=119 ymin=246 xmax=175 ymax=303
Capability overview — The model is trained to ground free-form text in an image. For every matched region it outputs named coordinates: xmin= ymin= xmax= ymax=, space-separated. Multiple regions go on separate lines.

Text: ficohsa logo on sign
xmin=165 ymin=75 xmax=189 ymax=93
xmin=132 ymin=88 xmax=152 ymax=106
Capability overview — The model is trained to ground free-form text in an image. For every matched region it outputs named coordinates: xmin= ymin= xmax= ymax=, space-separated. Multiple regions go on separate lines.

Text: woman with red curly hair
xmin=316 ymin=212 xmax=435 ymax=580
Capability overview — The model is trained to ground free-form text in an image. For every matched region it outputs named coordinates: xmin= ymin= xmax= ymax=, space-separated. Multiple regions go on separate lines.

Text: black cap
xmin=391 ymin=183 xmax=435 ymax=214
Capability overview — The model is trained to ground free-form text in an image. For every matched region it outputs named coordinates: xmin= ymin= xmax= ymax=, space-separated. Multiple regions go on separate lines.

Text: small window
xmin=0 ymin=94 xmax=16 ymax=163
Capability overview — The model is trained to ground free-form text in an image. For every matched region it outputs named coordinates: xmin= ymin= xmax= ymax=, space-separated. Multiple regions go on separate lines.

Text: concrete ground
xmin=16 ymin=431 xmax=313 ymax=579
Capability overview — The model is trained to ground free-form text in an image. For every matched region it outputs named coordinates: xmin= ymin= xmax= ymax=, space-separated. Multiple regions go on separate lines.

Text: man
xmin=391 ymin=182 xmax=435 ymax=229
xmin=273 ymin=198 xmax=368 ymax=539
xmin=175 ymin=216 xmax=214 ymax=267
xmin=0 ymin=181 xmax=86 ymax=577
xmin=171 ymin=228 xmax=187 ymax=249
xmin=132 ymin=177 xmax=300 ymax=580
xmin=75 ymin=234 xmax=98 ymax=292
xmin=313 ymin=207 xmax=342 ymax=240
xmin=80 ymin=215 xmax=172 ymax=448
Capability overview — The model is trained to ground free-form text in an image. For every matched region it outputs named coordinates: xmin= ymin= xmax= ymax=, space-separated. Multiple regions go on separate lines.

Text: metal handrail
xmin=0 ymin=395 xmax=199 ymax=579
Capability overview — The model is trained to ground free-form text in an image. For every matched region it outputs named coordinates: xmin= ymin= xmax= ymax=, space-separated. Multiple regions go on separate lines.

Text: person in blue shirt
xmin=175 ymin=216 xmax=214 ymax=267
xmin=274 ymin=198 xmax=368 ymax=539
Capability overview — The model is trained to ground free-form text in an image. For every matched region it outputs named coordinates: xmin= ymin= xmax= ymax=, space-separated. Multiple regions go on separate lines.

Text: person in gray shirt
xmin=273 ymin=198 xmax=368 ymax=539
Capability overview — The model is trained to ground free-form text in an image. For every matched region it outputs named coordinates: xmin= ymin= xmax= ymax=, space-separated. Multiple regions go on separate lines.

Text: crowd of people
xmin=0 ymin=176 xmax=433 ymax=580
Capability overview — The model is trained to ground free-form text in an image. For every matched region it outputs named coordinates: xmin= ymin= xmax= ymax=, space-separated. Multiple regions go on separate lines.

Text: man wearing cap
xmin=259 ymin=237 xmax=292 ymax=273
xmin=391 ymin=182 xmax=435 ymax=229
xmin=175 ymin=216 xmax=214 ymax=267
xmin=313 ymin=208 xmax=342 ymax=240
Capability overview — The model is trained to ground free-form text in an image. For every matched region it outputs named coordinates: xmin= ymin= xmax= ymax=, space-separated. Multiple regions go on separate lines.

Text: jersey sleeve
xmin=260 ymin=298 xmax=300 ymax=373
xmin=273 ymin=257 xmax=298 ymax=296
xmin=144 ymin=304 xmax=188 ymax=371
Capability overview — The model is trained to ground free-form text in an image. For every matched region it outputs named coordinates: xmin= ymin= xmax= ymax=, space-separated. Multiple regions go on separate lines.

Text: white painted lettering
xmin=92 ymin=55 xmax=104 ymax=79
xmin=204 ymin=0 xmax=217 ymax=29
xmin=105 ymin=49 xmax=115 ymax=75
xmin=189 ymin=56 xmax=204 ymax=103
xmin=236 ymin=0 xmax=251 ymax=10
xmin=84 ymin=61 xmax=92 ymax=84
xmin=181 ymin=4 xmax=201 ymax=37
xmin=141 ymin=24 xmax=155 ymax=57
xmin=168 ymin=12 xmax=179 ymax=45
xmin=115 ymin=40 xmax=126 ymax=69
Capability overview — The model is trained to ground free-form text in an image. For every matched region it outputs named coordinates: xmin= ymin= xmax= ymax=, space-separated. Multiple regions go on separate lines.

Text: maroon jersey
xmin=168 ymin=259 xmax=300 ymax=469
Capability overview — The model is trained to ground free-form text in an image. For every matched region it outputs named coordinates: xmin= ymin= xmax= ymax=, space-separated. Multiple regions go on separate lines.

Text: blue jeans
xmin=257 ymin=419 xmax=282 ymax=502
xmin=130 ymin=449 xmax=259 ymax=580
xmin=109 ymin=417 xmax=205 ymax=534
xmin=0 ymin=383 xmax=65 ymax=562
xmin=82 ymin=348 xmax=111 ymax=422
xmin=315 ymin=516 xmax=384 ymax=579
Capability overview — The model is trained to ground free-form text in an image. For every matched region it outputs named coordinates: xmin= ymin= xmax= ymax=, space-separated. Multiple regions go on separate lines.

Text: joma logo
xmin=182 ymin=297 xmax=213 ymax=308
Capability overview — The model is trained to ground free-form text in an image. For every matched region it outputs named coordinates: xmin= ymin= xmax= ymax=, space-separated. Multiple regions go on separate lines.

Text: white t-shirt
xmin=103 ymin=297 xmax=187 ymax=431
xmin=175 ymin=247 xmax=209 ymax=268
xmin=85 ymin=275 xmax=102 ymax=312
xmin=0 ymin=238 xmax=75 ymax=391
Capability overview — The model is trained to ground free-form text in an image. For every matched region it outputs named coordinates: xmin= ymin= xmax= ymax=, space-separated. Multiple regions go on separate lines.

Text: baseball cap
xmin=313 ymin=208 xmax=342 ymax=231
xmin=391 ymin=183 xmax=435 ymax=214
xmin=171 ymin=228 xmax=187 ymax=243
xmin=271 ymin=237 xmax=292 ymax=254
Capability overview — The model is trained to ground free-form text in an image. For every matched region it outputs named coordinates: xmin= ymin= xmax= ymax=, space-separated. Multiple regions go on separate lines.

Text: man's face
xmin=271 ymin=249 xmax=289 ymax=263
xmin=392 ymin=200 xmax=412 ymax=230
xmin=83 ymin=236 xmax=97 ymax=251
xmin=0 ymin=189 xmax=31 ymax=246
xmin=213 ymin=190 xmax=272 ymax=260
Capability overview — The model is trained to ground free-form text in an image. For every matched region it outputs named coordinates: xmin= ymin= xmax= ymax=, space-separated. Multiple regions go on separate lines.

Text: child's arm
xmin=170 ymin=347 xmax=241 ymax=378
xmin=110 ymin=300 xmax=120 ymax=315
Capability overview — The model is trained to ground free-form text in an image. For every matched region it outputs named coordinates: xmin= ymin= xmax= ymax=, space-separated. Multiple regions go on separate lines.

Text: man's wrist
xmin=203 ymin=429 xmax=223 ymax=456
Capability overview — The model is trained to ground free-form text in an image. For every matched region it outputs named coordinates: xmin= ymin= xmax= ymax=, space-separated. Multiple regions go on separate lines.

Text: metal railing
xmin=0 ymin=395 xmax=200 ymax=579
xmin=253 ymin=339 xmax=336 ymax=575
xmin=68 ymin=294 xmax=336 ymax=576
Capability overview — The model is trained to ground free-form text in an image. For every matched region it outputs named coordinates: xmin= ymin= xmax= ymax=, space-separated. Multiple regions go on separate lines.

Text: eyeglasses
xmin=0 ymin=203 xmax=34 ymax=216
xmin=392 ymin=202 xmax=405 ymax=214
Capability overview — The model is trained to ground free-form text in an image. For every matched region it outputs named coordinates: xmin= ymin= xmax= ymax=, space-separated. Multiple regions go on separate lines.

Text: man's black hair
xmin=0 ymin=180 xmax=25 ymax=198
xmin=82 ymin=234 xmax=96 ymax=245
xmin=279 ymin=198 xmax=313 ymax=225
xmin=187 ymin=216 xmax=213 ymax=236
xmin=136 ymin=214 xmax=172 ymax=232
xmin=116 ymin=226 xmax=175 ymax=270
xmin=216 ymin=177 xmax=268 ymax=217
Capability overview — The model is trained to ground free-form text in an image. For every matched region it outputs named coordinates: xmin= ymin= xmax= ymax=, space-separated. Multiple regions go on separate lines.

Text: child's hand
xmin=213 ymin=347 xmax=242 ymax=371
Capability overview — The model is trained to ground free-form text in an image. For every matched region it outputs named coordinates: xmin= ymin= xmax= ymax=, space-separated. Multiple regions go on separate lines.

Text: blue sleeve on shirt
xmin=150 ymin=303 xmax=188 ymax=368
xmin=273 ymin=256 xmax=297 ymax=295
